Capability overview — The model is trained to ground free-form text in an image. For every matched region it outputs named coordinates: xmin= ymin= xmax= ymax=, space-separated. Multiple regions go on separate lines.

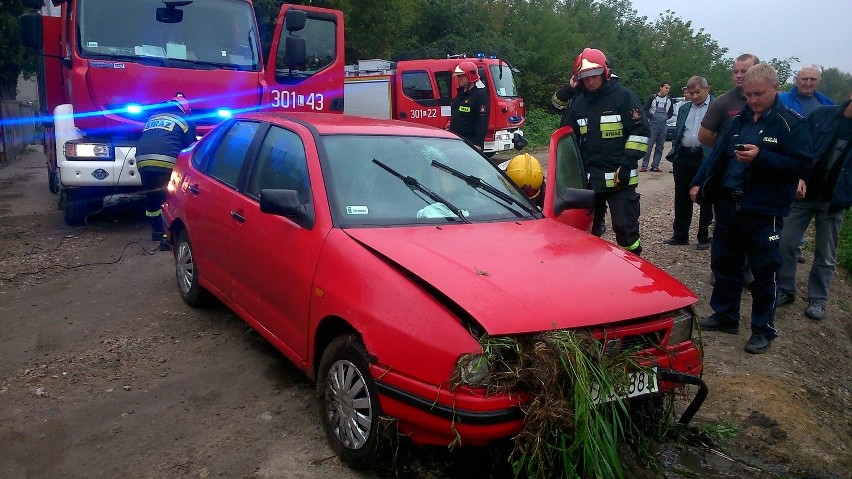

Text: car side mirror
xmin=259 ymin=189 xmax=314 ymax=229
xmin=553 ymin=187 xmax=595 ymax=216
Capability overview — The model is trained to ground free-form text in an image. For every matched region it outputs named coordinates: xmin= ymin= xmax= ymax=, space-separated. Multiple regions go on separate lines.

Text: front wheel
xmin=63 ymin=188 xmax=93 ymax=226
xmin=317 ymin=334 xmax=381 ymax=469
xmin=174 ymin=230 xmax=207 ymax=306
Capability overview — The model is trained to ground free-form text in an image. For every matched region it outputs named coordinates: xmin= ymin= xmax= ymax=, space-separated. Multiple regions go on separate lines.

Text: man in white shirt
xmin=664 ymin=76 xmax=713 ymax=249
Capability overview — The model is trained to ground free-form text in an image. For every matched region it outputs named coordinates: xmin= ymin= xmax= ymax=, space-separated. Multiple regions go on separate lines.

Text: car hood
xmin=343 ymin=220 xmax=696 ymax=336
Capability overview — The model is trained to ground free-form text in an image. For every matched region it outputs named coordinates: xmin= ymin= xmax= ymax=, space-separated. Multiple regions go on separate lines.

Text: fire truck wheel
xmin=48 ymin=166 xmax=59 ymax=194
xmin=63 ymin=188 xmax=91 ymax=226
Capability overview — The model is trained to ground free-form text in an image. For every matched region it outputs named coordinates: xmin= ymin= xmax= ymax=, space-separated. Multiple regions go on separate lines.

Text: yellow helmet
xmin=506 ymin=153 xmax=544 ymax=199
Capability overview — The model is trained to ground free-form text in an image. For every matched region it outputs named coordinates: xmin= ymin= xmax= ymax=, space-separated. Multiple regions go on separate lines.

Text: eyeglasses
xmin=799 ymin=77 xmax=819 ymax=83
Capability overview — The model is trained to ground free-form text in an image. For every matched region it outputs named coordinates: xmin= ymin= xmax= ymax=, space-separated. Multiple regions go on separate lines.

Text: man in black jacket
xmin=558 ymin=48 xmax=650 ymax=255
xmin=449 ymin=61 xmax=489 ymax=151
xmin=690 ymin=64 xmax=813 ymax=354
xmin=776 ymin=97 xmax=852 ymax=320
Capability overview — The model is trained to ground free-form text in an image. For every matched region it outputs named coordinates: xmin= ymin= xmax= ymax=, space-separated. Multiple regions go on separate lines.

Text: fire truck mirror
xmin=19 ymin=13 xmax=42 ymax=51
xmin=285 ymin=9 xmax=307 ymax=32
xmin=284 ymin=36 xmax=306 ymax=70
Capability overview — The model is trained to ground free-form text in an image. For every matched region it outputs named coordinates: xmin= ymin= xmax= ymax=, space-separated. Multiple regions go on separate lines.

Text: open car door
xmin=264 ymin=5 xmax=345 ymax=113
xmin=542 ymin=126 xmax=594 ymax=231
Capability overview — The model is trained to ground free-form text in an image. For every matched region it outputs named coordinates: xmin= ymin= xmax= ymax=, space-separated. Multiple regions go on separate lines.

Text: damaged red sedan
xmin=162 ymin=113 xmax=704 ymax=468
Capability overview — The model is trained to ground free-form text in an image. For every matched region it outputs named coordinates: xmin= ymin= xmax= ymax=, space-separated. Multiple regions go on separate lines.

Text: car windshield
xmin=320 ymin=135 xmax=539 ymax=227
xmin=78 ymin=0 xmax=260 ymax=71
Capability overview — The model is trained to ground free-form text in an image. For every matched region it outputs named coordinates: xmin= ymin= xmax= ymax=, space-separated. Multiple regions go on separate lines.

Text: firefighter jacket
xmin=135 ymin=111 xmax=196 ymax=171
xmin=449 ymin=83 xmax=489 ymax=149
xmin=561 ymin=79 xmax=650 ymax=192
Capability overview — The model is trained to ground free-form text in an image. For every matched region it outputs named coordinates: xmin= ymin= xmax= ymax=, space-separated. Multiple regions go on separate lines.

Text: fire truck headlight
xmin=217 ymin=109 xmax=233 ymax=119
xmin=668 ymin=308 xmax=695 ymax=345
xmin=64 ymin=141 xmax=113 ymax=160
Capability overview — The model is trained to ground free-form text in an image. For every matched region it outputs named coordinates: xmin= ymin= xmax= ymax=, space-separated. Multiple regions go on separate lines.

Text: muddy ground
xmin=0 ymin=145 xmax=850 ymax=479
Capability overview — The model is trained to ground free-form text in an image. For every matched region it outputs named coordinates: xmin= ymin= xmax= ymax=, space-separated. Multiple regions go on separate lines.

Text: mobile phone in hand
xmin=734 ymin=144 xmax=747 ymax=151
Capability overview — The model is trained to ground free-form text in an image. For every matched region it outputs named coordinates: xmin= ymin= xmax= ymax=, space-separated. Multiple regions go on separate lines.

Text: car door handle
xmin=230 ymin=211 xmax=245 ymax=223
xmin=188 ymin=184 xmax=200 ymax=194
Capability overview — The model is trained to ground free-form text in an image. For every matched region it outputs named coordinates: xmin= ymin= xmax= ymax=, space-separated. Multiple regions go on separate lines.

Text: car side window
xmin=204 ymin=121 xmax=261 ymax=188
xmin=555 ymin=133 xmax=585 ymax=191
xmin=246 ymin=126 xmax=311 ymax=204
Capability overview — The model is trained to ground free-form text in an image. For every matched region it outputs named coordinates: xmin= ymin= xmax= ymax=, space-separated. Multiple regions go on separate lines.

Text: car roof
xmin=236 ymin=112 xmax=460 ymax=139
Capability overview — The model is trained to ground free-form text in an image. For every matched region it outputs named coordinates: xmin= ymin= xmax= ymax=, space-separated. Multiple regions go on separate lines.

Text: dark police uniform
xmin=691 ymin=97 xmax=813 ymax=342
xmin=135 ymin=108 xmax=196 ymax=243
xmin=560 ymin=78 xmax=650 ymax=254
xmin=449 ymin=83 xmax=489 ymax=150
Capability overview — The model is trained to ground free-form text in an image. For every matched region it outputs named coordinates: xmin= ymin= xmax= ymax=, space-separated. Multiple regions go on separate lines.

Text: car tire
xmin=317 ymin=334 xmax=381 ymax=469
xmin=174 ymin=230 xmax=207 ymax=306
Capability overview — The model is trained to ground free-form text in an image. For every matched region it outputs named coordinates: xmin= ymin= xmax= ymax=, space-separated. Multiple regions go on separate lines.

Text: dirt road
xmin=1 ymin=146 xmax=850 ymax=478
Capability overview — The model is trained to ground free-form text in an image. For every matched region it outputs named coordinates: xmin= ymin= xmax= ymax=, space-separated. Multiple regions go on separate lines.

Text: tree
xmin=768 ymin=56 xmax=799 ymax=88
xmin=0 ymin=1 xmax=36 ymax=100
xmin=819 ymin=67 xmax=852 ymax=104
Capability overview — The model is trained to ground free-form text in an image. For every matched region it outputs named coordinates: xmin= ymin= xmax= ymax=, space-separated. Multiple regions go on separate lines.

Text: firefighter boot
xmin=158 ymin=234 xmax=171 ymax=252
xmin=148 ymin=214 xmax=165 ymax=241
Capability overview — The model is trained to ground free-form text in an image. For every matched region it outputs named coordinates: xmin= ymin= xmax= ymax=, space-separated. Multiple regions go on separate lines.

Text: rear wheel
xmin=174 ymin=230 xmax=207 ymax=306
xmin=47 ymin=165 xmax=59 ymax=194
xmin=317 ymin=334 xmax=381 ymax=469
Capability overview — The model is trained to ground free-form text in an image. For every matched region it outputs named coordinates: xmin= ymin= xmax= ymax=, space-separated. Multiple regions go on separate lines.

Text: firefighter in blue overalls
xmin=558 ymin=48 xmax=650 ymax=255
xmin=449 ymin=61 xmax=489 ymax=151
xmin=135 ymin=94 xmax=196 ymax=251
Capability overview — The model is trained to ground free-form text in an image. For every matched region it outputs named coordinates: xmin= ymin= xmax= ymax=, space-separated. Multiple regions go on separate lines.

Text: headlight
xmin=667 ymin=307 xmax=695 ymax=345
xmin=64 ymin=141 xmax=113 ymax=160
xmin=455 ymin=353 xmax=492 ymax=387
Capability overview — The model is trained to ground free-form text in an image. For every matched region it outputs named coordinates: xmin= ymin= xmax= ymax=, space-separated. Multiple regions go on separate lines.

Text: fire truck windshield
xmin=489 ymin=64 xmax=519 ymax=98
xmin=77 ymin=0 xmax=260 ymax=71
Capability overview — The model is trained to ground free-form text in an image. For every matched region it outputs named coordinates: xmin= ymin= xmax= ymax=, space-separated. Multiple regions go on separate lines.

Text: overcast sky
xmin=629 ymin=0 xmax=852 ymax=76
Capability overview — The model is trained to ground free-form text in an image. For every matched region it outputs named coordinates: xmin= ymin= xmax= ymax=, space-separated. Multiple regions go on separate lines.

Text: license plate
xmin=590 ymin=368 xmax=658 ymax=404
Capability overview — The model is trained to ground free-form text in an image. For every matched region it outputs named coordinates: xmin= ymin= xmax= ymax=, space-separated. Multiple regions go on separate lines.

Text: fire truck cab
xmin=20 ymin=0 xmax=344 ymax=226
xmin=344 ymin=56 xmax=526 ymax=155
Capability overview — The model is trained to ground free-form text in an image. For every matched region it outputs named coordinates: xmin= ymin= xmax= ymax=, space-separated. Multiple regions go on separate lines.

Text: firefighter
xmin=135 ymin=93 xmax=196 ymax=251
xmin=449 ymin=61 xmax=489 ymax=150
xmin=505 ymin=153 xmax=545 ymax=208
xmin=557 ymin=48 xmax=650 ymax=255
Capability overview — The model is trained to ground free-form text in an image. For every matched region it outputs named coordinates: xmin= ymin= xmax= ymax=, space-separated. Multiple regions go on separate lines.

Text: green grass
xmin=837 ymin=209 xmax=852 ymax=278
xmin=522 ymin=108 xmax=560 ymax=149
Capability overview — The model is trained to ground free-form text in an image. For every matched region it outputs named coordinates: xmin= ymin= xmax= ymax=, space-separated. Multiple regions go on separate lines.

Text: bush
xmin=523 ymin=108 xmax=561 ymax=149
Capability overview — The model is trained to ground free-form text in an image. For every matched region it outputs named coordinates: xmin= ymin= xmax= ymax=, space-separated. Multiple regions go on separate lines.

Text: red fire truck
xmin=344 ymin=56 xmax=526 ymax=155
xmin=20 ymin=0 xmax=344 ymax=226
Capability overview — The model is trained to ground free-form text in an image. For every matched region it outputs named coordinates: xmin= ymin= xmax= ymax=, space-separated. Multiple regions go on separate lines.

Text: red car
xmin=162 ymin=113 xmax=704 ymax=467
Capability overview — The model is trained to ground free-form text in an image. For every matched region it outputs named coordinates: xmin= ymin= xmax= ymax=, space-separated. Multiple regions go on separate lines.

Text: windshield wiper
xmin=430 ymin=160 xmax=538 ymax=218
xmin=372 ymin=159 xmax=471 ymax=224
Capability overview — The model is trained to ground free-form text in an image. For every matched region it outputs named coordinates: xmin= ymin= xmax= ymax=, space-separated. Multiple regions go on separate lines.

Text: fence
xmin=0 ymin=101 xmax=40 ymax=163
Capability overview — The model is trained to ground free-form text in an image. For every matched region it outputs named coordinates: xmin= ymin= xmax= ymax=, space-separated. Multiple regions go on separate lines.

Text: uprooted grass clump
xmin=453 ymin=330 xmax=676 ymax=479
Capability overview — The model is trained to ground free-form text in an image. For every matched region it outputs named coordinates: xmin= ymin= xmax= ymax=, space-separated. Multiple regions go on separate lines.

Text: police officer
xmin=505 ymin=153 xmax=545 ymax=208
xmin=690 ymin=64 xmax=813 ymax=354
xmin=449 ymin=61 xmax=489 ymax=150
xmin=557 ymin=48 xmax=650 ymax=255
xmin=135 ymin=93 xmax=196 ymax=251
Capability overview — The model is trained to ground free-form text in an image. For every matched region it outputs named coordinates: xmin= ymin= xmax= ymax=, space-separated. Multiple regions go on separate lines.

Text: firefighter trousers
xmin=139 ymin=166 xmax=171 ymax=239
xmin=594 ymin=186 xmax=642 ymax=255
